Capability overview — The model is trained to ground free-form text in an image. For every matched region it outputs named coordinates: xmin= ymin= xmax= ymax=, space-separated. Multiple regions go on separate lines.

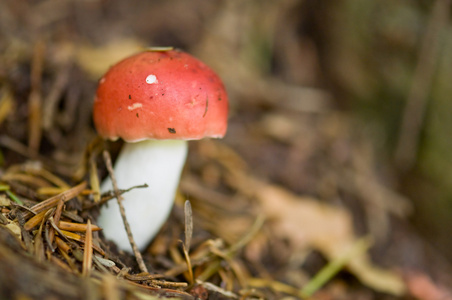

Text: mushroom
xmin=93 ymin=49 xmax=228 ymax=252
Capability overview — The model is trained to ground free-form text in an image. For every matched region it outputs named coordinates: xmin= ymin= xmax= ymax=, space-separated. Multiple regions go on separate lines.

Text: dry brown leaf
xmin=5 ymin=222 xmax=21 ymax=240
xmin=75 ymin=38 xmax=144 ymax=79
xmin=0 ymin=194 xmax=10 ymax=206
xmin=256 ymin=183 xmax=406 ymax=296
xmin=405 ymin=271 xmax=452 ymax=300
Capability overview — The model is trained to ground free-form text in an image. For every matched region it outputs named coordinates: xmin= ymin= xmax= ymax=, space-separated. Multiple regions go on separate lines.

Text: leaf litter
xmin=1 ymin=1 xmax=452 ymax=299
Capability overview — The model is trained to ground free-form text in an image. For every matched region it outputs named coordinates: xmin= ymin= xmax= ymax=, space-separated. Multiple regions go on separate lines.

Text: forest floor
xmin=0 ymin=1 xmax=451 ymax=299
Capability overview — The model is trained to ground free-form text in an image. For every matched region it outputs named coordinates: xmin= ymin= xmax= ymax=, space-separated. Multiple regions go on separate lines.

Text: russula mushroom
xmin=93 ymin=49 xmax=228 ymax=252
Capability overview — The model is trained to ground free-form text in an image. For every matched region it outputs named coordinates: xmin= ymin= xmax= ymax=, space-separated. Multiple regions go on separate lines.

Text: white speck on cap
xmin=128 ymin=103 xmax=143 ymax=111
xmin=145 ymin=74 xmax=158 ymax=84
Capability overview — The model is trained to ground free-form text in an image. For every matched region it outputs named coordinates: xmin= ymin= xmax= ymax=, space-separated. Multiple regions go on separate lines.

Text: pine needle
xmin=82 ymin=219 xmax=93 ymax=276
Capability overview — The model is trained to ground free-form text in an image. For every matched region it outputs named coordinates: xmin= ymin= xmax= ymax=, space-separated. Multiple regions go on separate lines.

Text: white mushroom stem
xmin=97 ymin=139 xmax=188 ymax=252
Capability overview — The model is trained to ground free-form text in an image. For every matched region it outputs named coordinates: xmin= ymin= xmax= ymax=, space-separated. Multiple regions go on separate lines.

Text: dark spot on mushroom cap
xmin=168 ymin=128 xmax=176 ymax=134
xmin=136 ymin=113 xmax=139 ymax=118
xmin=203 ymin=96 xmax=209 ymax=118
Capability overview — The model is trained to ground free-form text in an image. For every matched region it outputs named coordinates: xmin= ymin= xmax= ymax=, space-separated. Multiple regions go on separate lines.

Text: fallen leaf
xmin=0 ymin=194 xmax=10 ymax=206
xmin=256 ymin=183 xmax=406 ymax=296
xmin=5 ymin=222 xmax=22 ymax=240
xmin=405 ymin=271 xmax=452 ymax=300
xmin=75 ymin=38 xmax=144 ymax=79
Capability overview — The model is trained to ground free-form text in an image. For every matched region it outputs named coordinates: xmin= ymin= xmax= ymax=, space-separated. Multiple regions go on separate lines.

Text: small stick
xmin=184 ymin=200 xmax=193 ymax=251
xmin=22 ymin=181 xmax=87 ymax=219
xmin=102 ymin=150 xmax=148 ymax=274
xmin=149 ymin=280 xmax=188 ymax=288
xmin=124 ymin=273 xmax=165 ymax=281
xmin=83 ymin=184 xmax=148 ymax=210
xmin=182 ymin=200 xmax=194 ymax=284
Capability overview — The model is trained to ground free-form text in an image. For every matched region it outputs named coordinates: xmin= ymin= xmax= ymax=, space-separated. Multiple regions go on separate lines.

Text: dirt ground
xmin=1 ymin=0 xmax=452 ymax=299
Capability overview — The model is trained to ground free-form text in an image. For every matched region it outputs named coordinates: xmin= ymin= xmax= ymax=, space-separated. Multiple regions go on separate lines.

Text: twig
xmin=395 ymin=0 xmax=451 ymax=170
xmin=124 ymin=273 xmax=165 ymax=281
xmin=102 ymin=150 xmax=148 ymax=274
xmin=83 ymin=184 xmax=148 ymax=210
xmin=22 ymin=181 xmax=87 ymax=220
xmin=182 ymin=200 xmax=194 ymax=284
xmin=149 ymin=280 xmax=188 ymax=288
xmin=184 ymin=200 xmax=193 ymax=251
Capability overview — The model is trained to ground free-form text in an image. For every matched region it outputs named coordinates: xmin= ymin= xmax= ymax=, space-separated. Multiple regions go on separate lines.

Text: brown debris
xmin=27 ymin=40 xmax=45 ymax=153
xmin=1 ymin=1 xmax=452 ymax=299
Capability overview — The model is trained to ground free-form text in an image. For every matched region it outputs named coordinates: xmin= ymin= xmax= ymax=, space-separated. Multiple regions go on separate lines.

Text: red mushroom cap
xmin=93 ymin=50 xmax=228 ymax=142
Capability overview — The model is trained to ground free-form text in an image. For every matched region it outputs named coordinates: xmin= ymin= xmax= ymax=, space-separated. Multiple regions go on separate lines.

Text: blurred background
xmin=1 ymin=0 xmax=452 ymax=298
